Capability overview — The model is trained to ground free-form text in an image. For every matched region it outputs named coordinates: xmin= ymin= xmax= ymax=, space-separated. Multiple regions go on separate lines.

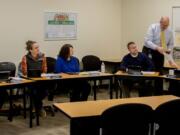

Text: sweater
xmin=55 ymin=56 xmax=80 ymax=73
xmin=120 ymin=52 xmax=154 ymax=71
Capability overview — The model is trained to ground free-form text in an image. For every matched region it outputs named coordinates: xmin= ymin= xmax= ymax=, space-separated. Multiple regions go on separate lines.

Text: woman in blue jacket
xmin=55 ymin=44 xmax=90 ymax=102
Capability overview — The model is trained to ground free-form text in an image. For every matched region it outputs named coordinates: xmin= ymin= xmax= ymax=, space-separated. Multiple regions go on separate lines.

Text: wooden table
xmin=25 ymin=72 xmax=114 ymax=128
xmin=115 ymin=71 xmax=160 ymax=78
xmin=32 ymin=72 xmax=114 ymax=100
xmin=54 ymin=95 xmax=178 ymax=135
xmin=0 ymin=79 xmax=35 ymax=127
xmin=114 ymin=71 xmax=160 ymax=98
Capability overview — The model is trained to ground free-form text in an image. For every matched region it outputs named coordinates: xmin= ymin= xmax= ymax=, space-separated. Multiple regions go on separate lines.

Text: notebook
xmin=0 ymin=71 xmax=10 ymax=82
xmin=27 ymin=69 xmax=41 ymax=77
xmin=127 ymin=66 xmax=142 ymax=75
xmin=66 ymin=72 xmax=79 ymax=75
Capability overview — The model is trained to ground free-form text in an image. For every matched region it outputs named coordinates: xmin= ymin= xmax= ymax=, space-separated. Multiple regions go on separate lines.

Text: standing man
xmin=144 ymin=16 xmax=177 ymax=69
xmin=144 ymin=16 xmax=178 ymax=95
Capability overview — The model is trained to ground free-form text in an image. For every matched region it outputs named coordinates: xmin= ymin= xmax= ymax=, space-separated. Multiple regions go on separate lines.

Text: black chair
xmin=45 ymin=57 xmax=57 ymax=116
xmin=82 ymin=55 xmax=101 ymax=71
xmin=46 ymin=57 xmax=57 ymax=100
xmin=101 ymin=103 xmax=153 ymax=135
xmin=154 ymin=99 xmax=180 ymax=135
xmin=0 ymin=62 xmax=19 ymax=118
xmin=46 ymin=57 xmax=56 ymax=73
xmin=82 ymin=55 xmax=102 ymax=100
xmin=0 ymin=62 xmax=16 ymax=77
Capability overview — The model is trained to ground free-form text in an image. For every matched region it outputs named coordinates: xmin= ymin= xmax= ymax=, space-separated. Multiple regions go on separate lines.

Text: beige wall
xmin=0 ymin=0 xmax=122 ymax=66
xmin=121 ymin=0 xmax=180 ymax=59
xmin=2 ymin=0 xmax=179 ymax=67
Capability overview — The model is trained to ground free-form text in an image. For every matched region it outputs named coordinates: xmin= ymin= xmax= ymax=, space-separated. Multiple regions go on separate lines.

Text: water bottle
xmin=101 ymin=62 xmax=105 ymax=73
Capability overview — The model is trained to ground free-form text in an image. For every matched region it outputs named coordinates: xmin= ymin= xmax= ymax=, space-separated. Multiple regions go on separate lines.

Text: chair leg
xmin=149 ymin=123 xmax=155 ymax=135
xmin=93 ymin=80 xmax=97 ymax=100
xmin=44 ymin=105 xmax=55 ymax=117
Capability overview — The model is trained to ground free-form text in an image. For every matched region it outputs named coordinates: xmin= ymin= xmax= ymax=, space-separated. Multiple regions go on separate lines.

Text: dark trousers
xmin=63 ymin=80 xmax=91 ymax=102
xmin=143 ymin=46 xmax=164 ymax=95
xmin=30 ymin=83 xmax=47 ymax=110
xmin=151 ymin=49 xmax=164 ymax=95
xmin=122 ymin=79 xmax=153 ymax=97
xmin=0 ymin=90 xmax=8 ymax=109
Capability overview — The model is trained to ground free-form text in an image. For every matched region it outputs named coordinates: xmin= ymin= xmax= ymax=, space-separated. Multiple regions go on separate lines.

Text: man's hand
xmin=156 ymin=46 xmax=164 ymax=54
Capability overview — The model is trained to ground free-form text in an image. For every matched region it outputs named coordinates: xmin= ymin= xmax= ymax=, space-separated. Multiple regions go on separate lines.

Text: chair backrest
xmin=174 ymin=69 xmax=180 ymax=78
xmin=154 ymin=99 xmax=180 ymax=135
xmin=82 ymin=55 xmax=101 ymax=71
xmin=101 ymin=103 xmax=153 ymax=135
xmin=46 ymin=57 xmax=56 ymax=73
xmin=0 ymin=62 xmax=16 ymax=77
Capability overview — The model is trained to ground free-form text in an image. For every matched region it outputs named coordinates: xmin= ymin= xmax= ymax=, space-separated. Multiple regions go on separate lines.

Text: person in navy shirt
xmin=121 ymin=42 xmax=154 ymax=71
xmin=120 ymin=42 xmax=154 ymax=97
xmin=55 ymin=44 xmax=90 ymax=101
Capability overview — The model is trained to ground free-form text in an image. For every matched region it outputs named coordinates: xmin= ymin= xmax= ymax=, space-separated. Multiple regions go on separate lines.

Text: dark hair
xmin=58 ymin=44 xmax=73 ymax=60
xmin=127 ymin=42 xmax=135 ymax=49
xmin=26 ymin=40 xmax=36 ymax=51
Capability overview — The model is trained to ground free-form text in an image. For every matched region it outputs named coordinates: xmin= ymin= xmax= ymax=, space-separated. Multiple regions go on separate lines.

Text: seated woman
xmin=21 ymin=40 xmax=47 ymax=116
xmin=55 ymin=44 xmax=90 ymax=102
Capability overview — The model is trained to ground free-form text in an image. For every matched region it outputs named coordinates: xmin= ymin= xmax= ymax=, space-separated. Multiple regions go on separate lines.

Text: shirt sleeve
xmin=120 ymin=56 xmax=128 ymax=71
xmin=21 ymin=56 xmax=27 ymax=76
xmin=55 ymin=57 xmax=62 ymax=73
xmin=144 ymin=25 xmax=158 ymax=50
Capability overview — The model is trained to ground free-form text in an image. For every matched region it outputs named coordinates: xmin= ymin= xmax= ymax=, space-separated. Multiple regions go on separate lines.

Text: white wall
xmin=121 ymin=0 xmax=180 ymax=58
xmin=0 ymin=0 xmax=122 ymax=66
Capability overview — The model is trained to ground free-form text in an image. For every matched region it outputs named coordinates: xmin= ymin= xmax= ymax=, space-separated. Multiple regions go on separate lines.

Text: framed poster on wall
xmin=44 ymin=12 xmax=77 ymax=40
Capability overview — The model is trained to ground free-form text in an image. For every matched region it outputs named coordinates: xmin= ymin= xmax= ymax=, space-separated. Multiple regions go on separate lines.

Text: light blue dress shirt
xmin=144 ymin=23 xmax=174 ymax=50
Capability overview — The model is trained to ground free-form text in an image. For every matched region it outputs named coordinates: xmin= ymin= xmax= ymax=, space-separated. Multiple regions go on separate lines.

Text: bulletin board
xmin=44 ymin=12 xmax=77 ymax=40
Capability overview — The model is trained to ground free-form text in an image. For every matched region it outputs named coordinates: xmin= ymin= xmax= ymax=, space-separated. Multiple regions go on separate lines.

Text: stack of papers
xmin=41 ymin=73 xmax=61 ymax=78
xmin=10 ymin=77 xmax=25 ymax=81
xmin=79 ymin=72 xmax=89 ymax=75
xmin=10 ymin=77 xmax=25 ymax=83
xmin=141 ymin=71 xmax=157 ymax=75
xmin=79 ymin=71 xmax=101 ymax=76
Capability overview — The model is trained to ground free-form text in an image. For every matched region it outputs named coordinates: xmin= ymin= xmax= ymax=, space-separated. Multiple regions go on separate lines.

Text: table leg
xmin=8 ymin=88 xmax=13 ymax=121
xmin=93 ymin=80 xmax=97 ymax=100
xmin=110 ymin=78 xmax=113 ymax=99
